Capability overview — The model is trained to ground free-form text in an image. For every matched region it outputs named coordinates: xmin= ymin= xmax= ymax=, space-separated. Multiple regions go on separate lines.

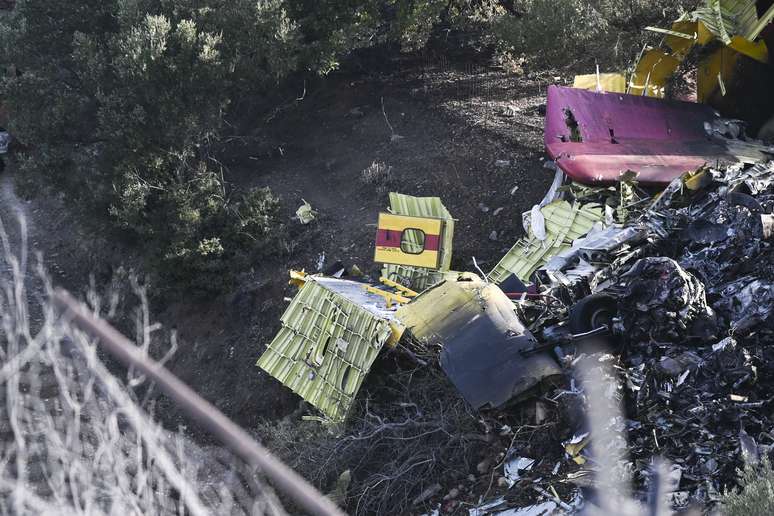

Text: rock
xmin=489 ymin=231 xmax=498 ymax=241
xmin=497 ymin=476 xmax=510 ymax=488
xmin=443 ymin=488 xmax=460 ymax=501
xmin=478 ymin=203 xmax=490 ymax=213
xmin=411 ymin=483 xmax=441 ymax=506
xmin=476 ymin=459 xmax=492 ymax=474
xmin=500 ymin=105 xmax=519 ymax=117
xmin=493 ymin=207 xmax=505 ymax=216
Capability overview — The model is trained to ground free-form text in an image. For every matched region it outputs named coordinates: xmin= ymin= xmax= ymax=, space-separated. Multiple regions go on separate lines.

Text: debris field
xmin=257 ymin=1 xmax=774 ymax=514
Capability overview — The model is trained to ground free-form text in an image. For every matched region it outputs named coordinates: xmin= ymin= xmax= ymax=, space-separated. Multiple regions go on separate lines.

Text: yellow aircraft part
xmin=664 ymin=21 xmax=700 ymax=55
xmin=257 ymin=277 xmax=404 ymax=423
xmin=697 ymin=45 xmax=741 ymax=102
xmin=572 ymin=73 xmax=627 ymax=93
xmin=576 ymin=1 xmax=771 ymax=100
xmin=288 ymin=269 xmax=309 ymax=288
xmin=728 ymin=35 xmax=769 ymax=62
xmin=374 ymin=212 xmax=445 ymax=269
xmin=364 ymin=285 xmax=410 ymax=309
xmin=378 ymin=276 xmax=419 ymax=297
xmin=628 ymin=49 xmax=682 ymax=98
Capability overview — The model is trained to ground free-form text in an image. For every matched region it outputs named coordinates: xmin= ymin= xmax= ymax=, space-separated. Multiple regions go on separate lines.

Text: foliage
xmin=0 ymin=235 xmax=281 ymax=514
xmin=490 ymin=0 xmax=699 ymax=68
xmin=256 ymin=362 xmax=486 ymax=515
xmin=0 ymin=0 xmax=493 ymax=294
xmin=722 ymin=458 xmax=774 ymax=516
xmin=0 ymin=0 xmax=705 ymax=295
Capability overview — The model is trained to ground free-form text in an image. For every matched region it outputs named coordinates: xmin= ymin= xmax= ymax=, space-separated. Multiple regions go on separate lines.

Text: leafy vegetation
xmin=491 ymin=0 xmax=699 ymax=68
xmin=722 ymin=459 xmax=774 ymax=516
xmin=0 ymin=0 xmax=477 ymax=293
xmin=0 ymin=0 xmax=702 ymax=294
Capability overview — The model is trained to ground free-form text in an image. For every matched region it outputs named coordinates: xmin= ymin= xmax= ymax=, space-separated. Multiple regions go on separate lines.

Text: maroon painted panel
xmin=375 ymin=229 xmax=440 ymax=251
xmin=543 ymin=85 xmax=744 ymax=185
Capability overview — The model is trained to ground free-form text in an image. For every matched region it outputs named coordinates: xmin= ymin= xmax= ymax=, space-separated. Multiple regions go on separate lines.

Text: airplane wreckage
xmin=258 ymin=1 xmax=774 ymax=513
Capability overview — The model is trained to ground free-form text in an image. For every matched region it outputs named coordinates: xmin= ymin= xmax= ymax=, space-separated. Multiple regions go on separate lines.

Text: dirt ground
xmin=157 ymin=52 xmax=561 ymax=433
xmin=0 ymin=51 xmax=564 ymax=440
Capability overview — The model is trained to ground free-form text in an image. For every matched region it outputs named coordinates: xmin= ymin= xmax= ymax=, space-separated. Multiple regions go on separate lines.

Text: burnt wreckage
xmin=257 ymin=1 xmax=774 ymax=512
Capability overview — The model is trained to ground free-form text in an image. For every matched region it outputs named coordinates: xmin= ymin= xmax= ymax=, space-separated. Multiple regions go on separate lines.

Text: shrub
xmin=722 ymin=459 xmax=774 ymax=516
xmin=0 ymin=229 xmax=281 ymax=514
xmin=491 ymin=0 xmax=699 ymax=69
xmin=360 ymin=160 xmax=394 ymax=195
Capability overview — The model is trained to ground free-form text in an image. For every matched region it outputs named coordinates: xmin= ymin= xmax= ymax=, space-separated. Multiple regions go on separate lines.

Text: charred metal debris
xmin=256 ymin=2 xmax=774 ymax=513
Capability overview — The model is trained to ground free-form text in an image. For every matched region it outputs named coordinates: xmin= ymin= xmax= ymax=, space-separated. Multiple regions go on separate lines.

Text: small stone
xmin=497 ymin=476 xmax=509 ymax=488
xmin=495 ymin=160 xmax=511 ymax=168
xmin=489 ymin=231 xmax=498 ymax=241
xmin=467 ymin=474 xmax=476 ymax=483
xmin=476 ymin=459 xmax=492 ymax=474
xmin=493 ymin=207 xmax=504 ymax=216
xmin=443 ymin=488 xmax=460 ymax=501
xmin=478 ymin=203 xmax=490 ymax=213
xmin=510 ymin=185 xmax=520 ymax=195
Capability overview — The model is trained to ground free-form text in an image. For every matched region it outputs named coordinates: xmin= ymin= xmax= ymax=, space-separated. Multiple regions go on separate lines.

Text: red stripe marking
xmin=375 ymin=229 xmax=440 ymax=251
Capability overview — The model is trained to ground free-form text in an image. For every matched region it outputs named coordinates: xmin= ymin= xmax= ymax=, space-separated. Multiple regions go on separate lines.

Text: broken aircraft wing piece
xmin=545 ymin=85 xmax=773 ymax=185
xmin=488 ymin=200 xmax=605 ymax=286
xmin=396 ymin=275 xmax=563 ymax=409
xmin=257 ymin=275 xmax=405 ymax=423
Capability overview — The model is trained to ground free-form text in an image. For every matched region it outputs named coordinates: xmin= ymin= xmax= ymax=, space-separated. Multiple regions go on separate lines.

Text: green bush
xmin=722 ymin=458 xmax=774 ymax=516
xmin=0 ymin=0 xmax=480 ymax=294
xmin=491 ymin=0 xmax=698 ymax=68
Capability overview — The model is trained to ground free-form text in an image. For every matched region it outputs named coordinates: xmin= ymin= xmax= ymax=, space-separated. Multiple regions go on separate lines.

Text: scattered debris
xmin=396 ymin=275 xmax=563 ymax=409
xmin=380 ymin=193 xmax=456 ymax=292
xmin=488 ymin=200 xmax=604 ymax=286
xmin=257 ymin=273 xmax=405 ymax=423
xmin=296 ymin=199 xmax=317 ymax=224
xmin=257 ymin=3 xmax=774 ymax=512
xmin=504 ymin=456 xmax=536 ymax=488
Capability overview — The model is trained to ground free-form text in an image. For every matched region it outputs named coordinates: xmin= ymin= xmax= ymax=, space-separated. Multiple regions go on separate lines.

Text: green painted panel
xmin=257 ymin=279 xmax=393 ymax=422
xmin=488 ymin=201 xmax=605 ymax=286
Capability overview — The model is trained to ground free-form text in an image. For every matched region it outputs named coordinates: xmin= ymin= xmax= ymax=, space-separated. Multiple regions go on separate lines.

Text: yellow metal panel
xmin=572 ymin=73 xmax=627 ymax=93
xmin=728 ymin=35 xmax=769 ymax=62
xmin=629 ymin=49 xmax=682 ymax=97
xmin=697 ymin=46 xmax=740 ymax=103
xmin=488 ymin=201 xmax=605 ymax=285
xmin=375 ymin=247 xmax=440 ymax=268
xmin=697 ymin=20 xmax=717 ymax=45
xmin=665 ymin=21 xmax=699 ymax=54
xmin=374 ymin=212 xmax=444 ymax=269
xmin=388 ymin=193 xmax=455 ymax=271
xmin=376 ymin=213 xmax=444 ymax=234
xmin=257 ymin=278 xmax=399 ymax=423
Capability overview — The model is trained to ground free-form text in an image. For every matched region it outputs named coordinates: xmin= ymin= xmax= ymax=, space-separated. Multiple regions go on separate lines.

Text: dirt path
xmin=0 ymin=167 xmax=75 ymax=289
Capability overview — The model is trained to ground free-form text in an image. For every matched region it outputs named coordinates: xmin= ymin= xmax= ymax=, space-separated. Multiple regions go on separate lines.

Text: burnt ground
xmin=0 ymin=50 xmax=567 ymax=487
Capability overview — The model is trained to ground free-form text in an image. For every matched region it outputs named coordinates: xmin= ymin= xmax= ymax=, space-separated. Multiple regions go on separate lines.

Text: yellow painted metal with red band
xmin=374 ymin=213 xmax=446 ymax=269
